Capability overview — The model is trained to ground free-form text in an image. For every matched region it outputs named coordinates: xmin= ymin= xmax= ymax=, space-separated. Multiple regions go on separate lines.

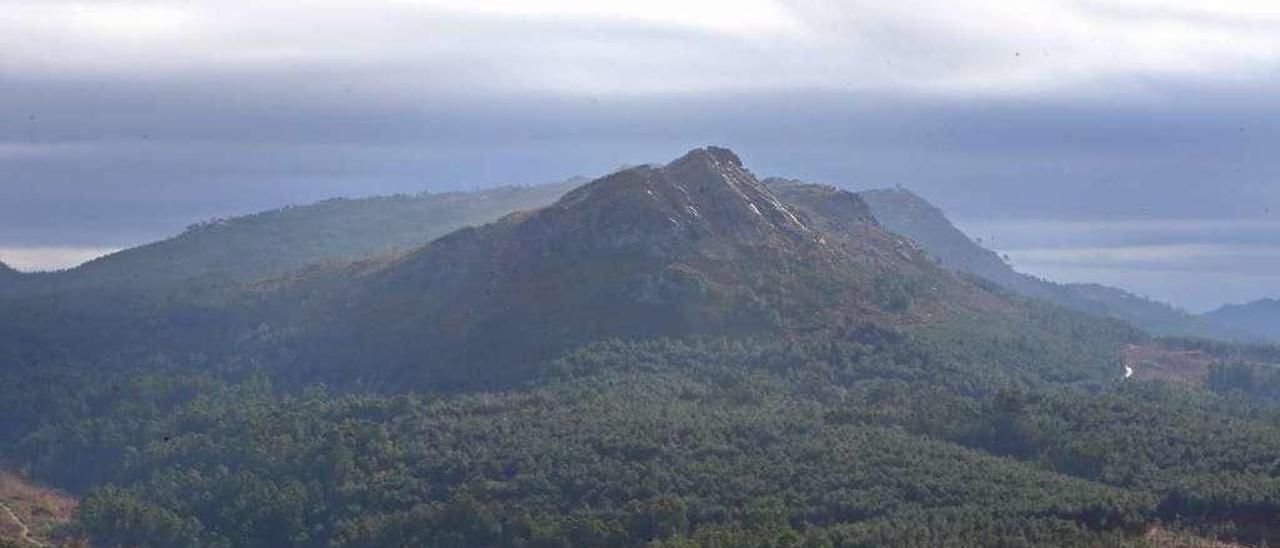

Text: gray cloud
xmin=0 ymin=0 xmax=1277 ymax=309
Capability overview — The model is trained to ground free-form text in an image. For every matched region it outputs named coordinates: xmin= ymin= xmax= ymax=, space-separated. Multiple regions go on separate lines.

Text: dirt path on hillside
xmin=0 ymin=501 xmax=46 ymax=547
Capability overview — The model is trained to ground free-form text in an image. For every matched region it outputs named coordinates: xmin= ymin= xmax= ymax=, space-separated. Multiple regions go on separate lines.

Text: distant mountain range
xmin=1205 ymin=298 xmax=1280 ymax=341
xmin=854 ymin=186 xmax=1269 ymax=343
xmin=1 ymin=155 xmax=1272 ymax=346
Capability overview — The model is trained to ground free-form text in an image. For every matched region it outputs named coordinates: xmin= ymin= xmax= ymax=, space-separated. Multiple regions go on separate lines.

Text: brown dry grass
xmin=0 ymin=471 xmax=80 ymax=547
xmin=1122 ymin=343 xmax=1218 ymax=384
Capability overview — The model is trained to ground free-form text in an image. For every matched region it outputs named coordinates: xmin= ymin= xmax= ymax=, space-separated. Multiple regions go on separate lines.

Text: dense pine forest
xmin=5 ymin=323 xmax=1280 ymax=546
xmin=1 ymin=149 xmax=1278 ymax=546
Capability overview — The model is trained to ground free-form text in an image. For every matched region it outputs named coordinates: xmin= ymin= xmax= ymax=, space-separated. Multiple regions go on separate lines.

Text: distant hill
xmin=9 ymin=179 xmax=582 ymax=298
xmin=1203 ymin=298 xmax=1280 ymax=341
xmin=854 ymin=186 xmax=1254 ymax=341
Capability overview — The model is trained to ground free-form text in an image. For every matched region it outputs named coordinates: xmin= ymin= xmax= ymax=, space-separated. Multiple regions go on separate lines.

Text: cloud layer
xmin=6 ymin=0 xmax=1280 ymax=96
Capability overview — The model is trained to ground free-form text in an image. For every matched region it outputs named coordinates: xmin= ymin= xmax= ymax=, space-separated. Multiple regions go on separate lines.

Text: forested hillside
xmin=1 ymin=149 xmax=1278 ymax=547
xmin=7 ymin=329 xmax=1280 ymax=546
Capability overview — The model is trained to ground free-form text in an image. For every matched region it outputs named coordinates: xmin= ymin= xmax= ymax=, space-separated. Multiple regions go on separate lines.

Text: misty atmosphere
xmin=1 ymin=1 xmax=1279 ymax=547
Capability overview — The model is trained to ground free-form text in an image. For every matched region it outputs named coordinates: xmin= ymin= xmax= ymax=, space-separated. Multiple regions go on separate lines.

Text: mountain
xmin=5 ymin=148 xmax=1124 ymax=391
xmin=6 ymin=179 xmax=582 ymax=298
xmin=262 ymin=148 xmax=997 ymax=387
xmin=855 ymin=186 xmax=1253 ymax=341
xmin=1204 ymin=298 xmax=1280 ymax=341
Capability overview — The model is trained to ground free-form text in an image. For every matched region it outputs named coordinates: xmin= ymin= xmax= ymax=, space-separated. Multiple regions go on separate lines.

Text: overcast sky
xmin=1 ymin=0 xmax=1278 ymax=311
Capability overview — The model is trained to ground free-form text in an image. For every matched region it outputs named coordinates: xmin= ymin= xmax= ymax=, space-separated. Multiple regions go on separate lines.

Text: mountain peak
xmin=661 ymin=146 xmax=808 ymax=233
xmin=550 ymin=147 xmax=812 ymax=248
xmin=669 ymin=146 xmax=743 ymax=169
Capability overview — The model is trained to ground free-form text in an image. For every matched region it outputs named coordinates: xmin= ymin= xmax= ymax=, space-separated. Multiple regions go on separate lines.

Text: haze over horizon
xmin=2 ymin=0 xmax=1278 ymax=311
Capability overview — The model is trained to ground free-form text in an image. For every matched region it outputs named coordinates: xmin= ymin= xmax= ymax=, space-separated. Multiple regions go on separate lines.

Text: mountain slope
xmin=1203 ymin=298 xmax=1280 ymax=341
xmin=268 ymin=148 xmax=994 ymax=387
xmin=856 ymin=186 xmax=1251 ymax=341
